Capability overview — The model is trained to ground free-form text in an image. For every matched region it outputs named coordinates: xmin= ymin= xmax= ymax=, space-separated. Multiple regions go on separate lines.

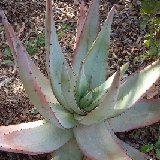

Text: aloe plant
xmin=0 ymin=0 xmax=160 ymax=159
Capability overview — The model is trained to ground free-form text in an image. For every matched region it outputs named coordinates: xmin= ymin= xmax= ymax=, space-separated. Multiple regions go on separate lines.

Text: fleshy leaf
xmin=74 ymin=0 xmax=86 ymax=49
xmin=79 ymin=92 xmax=92 ymax=110
xmin=84 ymin=63 xmax=129 ymax=110
xmin=93 ymin=63 xmax=129 ymax=97
xmin=51 ymin=104 xmax=78 ymax=128
xmin=72 ymin=0 xmax=100 ymax=75
xmin=61 ymin=64 xmax=84 ymax=115
xmin=0 ymin=121 xmax=73 ymax=155
xmin=119 ymin=140 xmax=152 ymax=160
xmin=74 ymin=121 xmax=131 ymax=160
xmin=80 ymin=69 xmax=121 ymax=125
xmin=0 ymin=11 xmax=64 ymax=128
xmin=0 ymin=10 xmax=56 ymax=104
xmin=109 ymin=99 xmax=160 ymax=132
xmin=45 ymin=0 xmax=52 ymax=74
xmin=51 ymin=138 xmax=82 ymax=160
xmin=114 ymin=60 xmax=160 ymax=115
xmin=76 ymin=65 xmax=89 ymax=100
xmin=45 ymin=0 xmax=76 ymax=108
xmin=0 ymin=120 xmax=44 ymax=136
xmin=82 ymin=6 xmax=115 ymax=89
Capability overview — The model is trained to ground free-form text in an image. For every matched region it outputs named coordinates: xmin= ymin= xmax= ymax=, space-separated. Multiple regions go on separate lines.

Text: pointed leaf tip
xmin=45 ymin=0 xmax=78 ymax=113
xmin=74 ymin=0 xmax=86 ymax=49
xmin=0 ymin=122 xmax=72 ymax=155
xmin=72 ymin=0 xmax=100 ymax=75
xmin=114 ymin=60 xmax=160 ymax=116
xmin=76 ymin=64 xmax=89 ymax=100
xmin=61 ymin=63 xmax=84 ymax=115
xmin=0 ymin=11 xmax=66 ymax=128
xmin=80 ymin=68 xmax=121 ymax=125
xmin=109 ymin=99 xmax=160 ymax=132
xmin=81 ymin=5 xmax=115 ymax=89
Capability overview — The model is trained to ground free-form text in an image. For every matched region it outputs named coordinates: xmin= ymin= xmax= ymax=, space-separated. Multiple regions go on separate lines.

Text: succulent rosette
xmin=0 ymin=0 xmax=159 ymax=159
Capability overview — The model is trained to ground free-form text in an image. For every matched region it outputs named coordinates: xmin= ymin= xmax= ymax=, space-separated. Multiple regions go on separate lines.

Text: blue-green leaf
xmin=114 ymin=60 xmax=160 ymax=116
xmin=79 ymin=92 xmax=93 ymax=110
xmin=45 ymin=0 xmax=76 ymax=108
xmin=140 ymin=144 xmax=153 ymax=153
xmin=76 ymin=65 xmax=89 ymax=99
xmin=74 ymin=0 xmax=86 ymax=49
xmin=74 ymin=121 xmax=130 ymax=160
xmin=61 ymin=64 xmax=84 ymax=115
xmin=80 ymin=69 xmax=120 ymax=125
xmin=82 ymin=6 xmax=115 ymax=89
xmin=0 ymin=10 xmax=65 ymax=128
xmin=51 ymin=104 xmax=78 ymax=128
xmin=0 ymin=121 xmax=72 ymax=155
xmin=51 ymin=138 xmax=82 ymax=160
xmin=83 ymin=63 xmax=128 ymax=111
xmin=72 ymin=0 xmax=100 ymax=75
xmin=109 ymin=99 xmax=160 ymax=132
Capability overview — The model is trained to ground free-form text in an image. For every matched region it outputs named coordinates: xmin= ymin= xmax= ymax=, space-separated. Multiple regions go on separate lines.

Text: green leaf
xmin=149 ymin=45 xmax=159 ymax=56
xmin=72 ymin=0 xmax=100 ymax=75
xmin=119 ymin=140 xmax=152 ymax=160
xmin=79 ymin=91 xmax=92 ymax=110
xmin=155 ymin=137 xmax=160 ymax=149
xmin=82 ymin=6 xmax=115 ymax=89
xmin=80 ymin=69 xmax=121 ymax=125
xmin=76 ymin=65 xmax=89 ymax=99
xmin=27 ymin=47 xmax=37 ymax=55
xmin=51 ymin=139 xmax=82 ymax=160
xmin=74 ymin=0 xmax=86 ymax=48
xmin=140 ymin=15 xmax=150 ymax=29
xmin=4 ymin=47 xmax=12 ymax=57
xmin=109 ymin=99 xmax=160 ymax=132
xmin=74 ymin=121 xmax=130 ymax=160
xmin=141 ymin=0 xmax=160 ymax=14
xmin=3 ymin=60 xmax=13 ymax=65
xmin=140 ymin=144 xmax=153 ymax=153
xmin=51 ymin=104 xmax=78 ymax=128
xmin=36 ymin=35 xmax=45 ymax=47
xmin=144 ymin=39 xmax=150 ymax=48
xmin=0 ymin=121 xmax=73 ymax=155
xmin=89 ymin=63 xmax=129 ymax=108
xmin=0 ymin=10 xmax=66 ymax=128
xmin=61 ymin=64 xmax=84 ymax=115
xmin=156 ymin=149 xmax=160 ymax=159
xmin=0 ymin=120 xmax=44 ymax=136
xmin=45 ymin=0 xmax=76 ymax=108
xmin=113 ymin=60 xmax=160 ymax=116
